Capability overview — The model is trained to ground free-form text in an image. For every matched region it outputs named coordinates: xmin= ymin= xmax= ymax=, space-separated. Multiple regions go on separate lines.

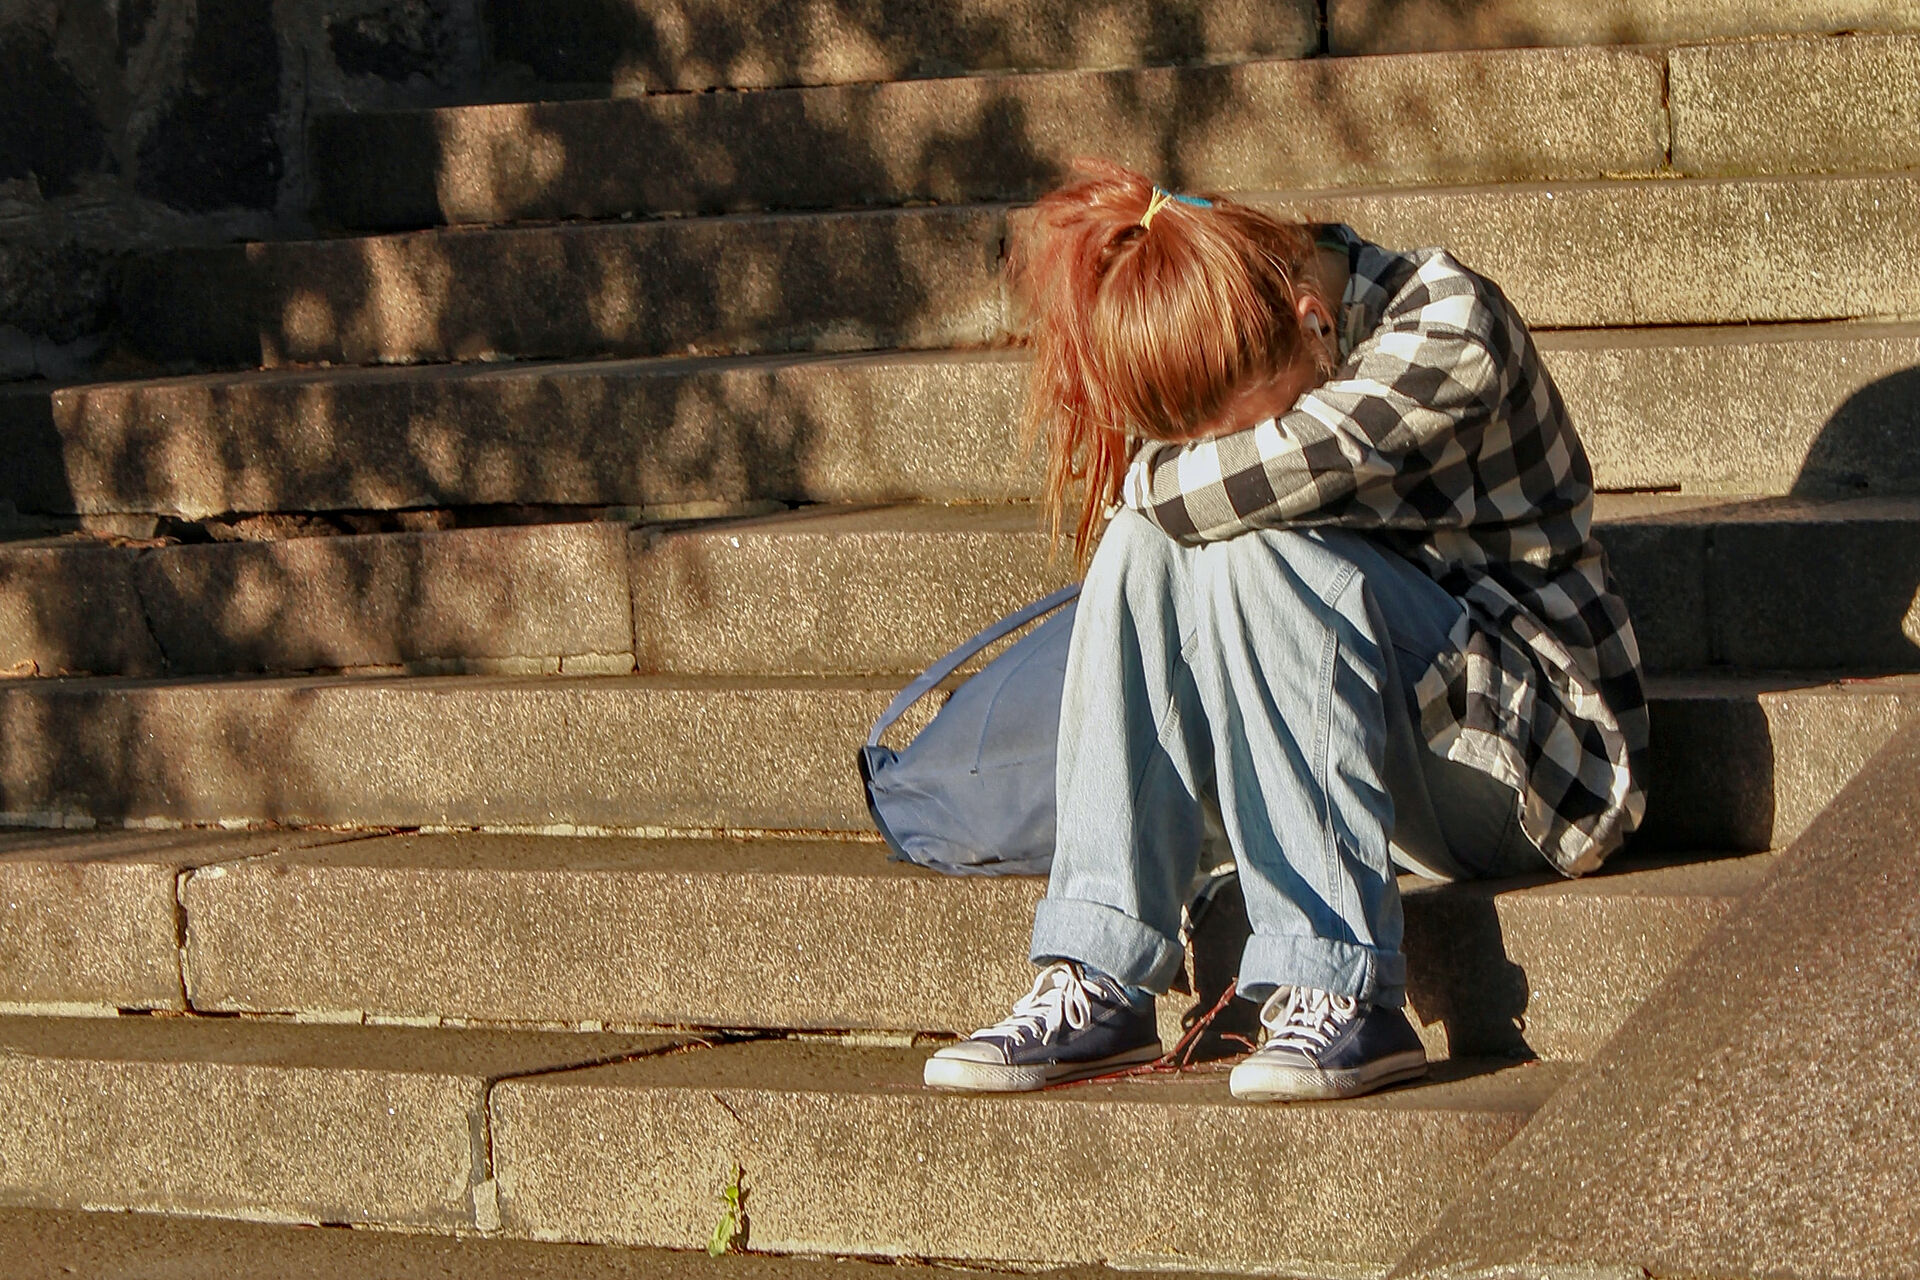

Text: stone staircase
xmin=1 ymin=3 xmax=1917 ymax=1275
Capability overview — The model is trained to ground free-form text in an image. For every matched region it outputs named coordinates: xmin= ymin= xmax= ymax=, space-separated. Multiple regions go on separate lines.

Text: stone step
xmin=315 ymin=33 xmax=1920 ymax=232
xmin=312 ymin=45 xmax=1668 ymax=229
xmin=0 ymin=1012 xmax=1555 ymax=1269
xmin=10 ymin=322 xmax=1919 ymax=521
xmin=0 ymin=1014 xmax=670 ymax=1229
xmin=170 ymin=830 xmax=1764 ymax=1061
xmin=8 ymin=495 xmax=1917 ymax=681
xmin=488 ymin=1038 xmax=1566 ymax=1271
xmin=0 ymin=518 xmax=638 ymax=680
xmin=0 ymin=826 xmax=366 ymax=1015
xmin=0 ymin=670 xmax=1911 ymax=850
xmin=1327 ymin=0 xmax=1920 ymax=56
xmin=0 ymin=822 xmax=1763 ymax=1059
xmin=484 ymin=0 xmax=1319 ymax=93
xmin=116 ymin=174 xmax=1920 ymax=369
xmin=2 ymin=1206 xmax=1087 ymax=1280
xmin=627 ymin=495 xmax=1920 ymax=678
xmin=1671 ymin=34 xmax=1920 ymax=180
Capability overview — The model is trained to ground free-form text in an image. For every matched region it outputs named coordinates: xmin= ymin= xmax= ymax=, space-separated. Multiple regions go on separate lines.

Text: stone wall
xmin=0 ymin=0 xmax=493 ymax=381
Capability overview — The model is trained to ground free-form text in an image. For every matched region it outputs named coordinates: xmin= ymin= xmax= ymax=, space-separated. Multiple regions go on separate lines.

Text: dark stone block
xmin=329 ymin=0 xmax=451 ymax=82
xmin=118 ymin=0 xmax=159 ymax=60
xmin=482 ymin=0 xmax=1309 ymax=90
xmin=1595 ymin=518 xmax=1709 ymax=673
xmin=0 ymin=31 xmax=107 ymax=196
xmin=0 ymin=229 xmax=119 ymax=347
xmin=134 ymin=0 xmax=282 ymax=212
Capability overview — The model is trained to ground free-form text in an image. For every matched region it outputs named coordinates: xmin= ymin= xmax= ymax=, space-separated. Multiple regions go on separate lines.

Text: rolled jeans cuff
xmin=1030 ymin=896 xmax=1186 ymax=993
xmin=1238 ymin=931 xmax=1407 ymax=1009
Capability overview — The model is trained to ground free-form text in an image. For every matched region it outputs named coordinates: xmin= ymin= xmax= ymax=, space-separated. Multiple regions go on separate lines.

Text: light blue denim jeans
xmin=1030 ymin=509 xmax=1544 ymax=1010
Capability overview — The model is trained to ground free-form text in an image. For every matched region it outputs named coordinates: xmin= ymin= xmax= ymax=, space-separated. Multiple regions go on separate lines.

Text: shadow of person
xmin=1176 ymin=868 xmax=1535 ymax=1065
xmin=1792 ymin=365 xmax=1920 ymax=498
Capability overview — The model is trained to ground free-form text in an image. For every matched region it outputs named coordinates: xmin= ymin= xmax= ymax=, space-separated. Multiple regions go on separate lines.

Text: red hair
xmin=1009 ymin=160 xmax=1330 ymax=556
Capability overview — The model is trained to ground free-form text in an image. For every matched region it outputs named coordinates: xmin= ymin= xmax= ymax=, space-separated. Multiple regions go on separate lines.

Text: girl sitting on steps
xmin=923 ymin=161 xmax=1648 ymax=1100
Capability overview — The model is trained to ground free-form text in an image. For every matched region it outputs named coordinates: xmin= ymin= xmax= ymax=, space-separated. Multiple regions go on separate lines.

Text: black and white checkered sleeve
xmin=1121 ymin=266 xmax=1511 ymax=545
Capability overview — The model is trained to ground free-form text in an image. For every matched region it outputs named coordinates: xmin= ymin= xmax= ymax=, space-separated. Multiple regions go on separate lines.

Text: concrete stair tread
xmin=174 ymin=837 xmax=1773 ymax=1058
xmin=0 ymin=1012 xmax=685 ymax=1232
xmin=312 ymin=42 xmax=1672 ymax=228
xmin=313 ymin=33 xmax=1920 ymax=229
xmin=19 ymin=490 xmax=1884 ymax=685
xmin=1327 ymin=0 xmax=1920 ymax=56
xmin=0 ymin=669 xmax=1911 ymax=849
xmin=551 ymin=1034 xmax=1567 ymax=1106
xmin=0 ymin=1010 xmax=671 ymax=1074
xmin=0 ymin=1206 xmax=1092 ymax=1280
xmin=489 ymin=1037 xmax=1569 ymax=1268
xmin=0 ymin=822 xmax=1766 ymax=1058
xmin=117 ymin=171 xmax=1920 ymax=369
xmin=12 ymin=322 xmax=1919 ymax=522
xmin=16 ymin=665 xmax=1920 ymax=697
xmin=482 ymin=0 xmax=1321 ymax=94
xmin=0 ymin=1007 xmax=1559 ymax=1264
xmin=624 ymin=494 xmax=1920 ymax=678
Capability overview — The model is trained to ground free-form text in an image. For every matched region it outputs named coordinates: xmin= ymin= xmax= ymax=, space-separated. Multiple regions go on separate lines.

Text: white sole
xmin=1228 ymin=1049 xmax=1428 ymax=1102
xmin=923 ymin=1043 xmax=1163 ymax=1093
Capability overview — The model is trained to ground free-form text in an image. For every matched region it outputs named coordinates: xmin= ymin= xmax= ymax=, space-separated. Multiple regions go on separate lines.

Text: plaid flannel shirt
xmin=1120 ymin=226 xmax=1647 ymax=875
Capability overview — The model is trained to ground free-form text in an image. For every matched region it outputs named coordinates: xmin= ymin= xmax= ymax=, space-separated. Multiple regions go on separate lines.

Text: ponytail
xmin=1008 ymin=160 xmax=1327 ymax=558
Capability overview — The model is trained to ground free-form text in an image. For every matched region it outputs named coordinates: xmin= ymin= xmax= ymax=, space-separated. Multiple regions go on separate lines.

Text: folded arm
xmin=1121 ymin=271 xmax=1513 ymax=544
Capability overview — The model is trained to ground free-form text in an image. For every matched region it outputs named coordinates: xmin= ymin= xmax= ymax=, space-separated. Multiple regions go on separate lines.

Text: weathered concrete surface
xmin=1328 ymin=0 xmax=1920 ymax=55
xmin=493 ymin=1038 xmax=1560 ymax=1268
xmin=0 ymin=1016 xmax=671 ymax=1228
xmin=315 ymin=46 xmax=1665 ymax=227
xmin=1596 ymin=494 xmax=1920 ymax=673
xmin=1701 ymin=498 xmax=1920 ymax=670
xmin=0 ymin=672 xmax=901 ymax=832
xmin=182 ymin=833 xmax=1043 ymax=1032
xmin=0 ymin=350 xmax=1038 ymax=519
xmin=630 ymin=497 xmax=1920 ymax=677
xmin=1401 ymin=854 xmax=1766 ymax=1062
xmin=1252 ymin=174 xmax=1920 ymax=329
xmin=1673 ymin=33 xmax=1920 ymax=179
xmin=630 ymin=504 xmax=1071 ymax=676
xmin=0 ymin=826 xmax=358 ymax=1014
xmin=1394 ymin=718 xmax=1920 ymax=1280
xmin=1541 ymin=322 xmax=1920 ymax=496
xmin=0 ymin=1206 xmax=1119 ymax=1280
xmin=484 ymin=0 xmax=1317 ymax=92
xmin=4 ymin=522 xmax=634 ymax=679
xmin=119 ymin=205 xmax=1008 ymax=369
xmin=177 ymin=829 xmax=1762 ymax=1060
xmin=134 ymin=521 xmax=634 ymax=675
xmin=12 ymin=322 xmax=1920 ymax=519
xmin=0 ymin=0 xmax=494 ymax=377
xmin=1640 ymin=675 xmax=1920 ymax=852
xmin=0 ymin=671 xmax=1907 ymax=845
xmin=0 ymin=538 xmax=164 ymax=677
xmin=122 ymin=174 xmax=1920 ymax=369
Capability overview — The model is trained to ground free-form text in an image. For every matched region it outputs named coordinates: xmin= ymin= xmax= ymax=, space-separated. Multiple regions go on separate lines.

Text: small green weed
xmin=707 ymin=1162 xmax=747 ymax=1256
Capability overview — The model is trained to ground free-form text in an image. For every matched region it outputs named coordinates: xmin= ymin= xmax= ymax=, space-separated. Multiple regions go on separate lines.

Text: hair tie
xmin=1140 ymin=186 xmax=1213 ymax=230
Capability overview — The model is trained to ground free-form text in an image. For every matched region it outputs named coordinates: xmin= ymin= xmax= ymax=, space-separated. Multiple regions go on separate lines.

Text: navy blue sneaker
xmin=923 ymin=961 xmax=1162 ymax=1092
xmin=1228 ymin=985 xmax=1427 ymax=1102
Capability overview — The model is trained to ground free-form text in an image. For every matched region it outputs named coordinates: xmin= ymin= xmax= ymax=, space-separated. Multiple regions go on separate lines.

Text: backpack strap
xmin=864 ymin=582 xmax=1081 ymax=749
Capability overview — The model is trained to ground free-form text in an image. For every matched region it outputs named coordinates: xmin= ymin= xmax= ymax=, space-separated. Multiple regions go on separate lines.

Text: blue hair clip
xmin=1168 ymin=192 xmax=1213 ymax=208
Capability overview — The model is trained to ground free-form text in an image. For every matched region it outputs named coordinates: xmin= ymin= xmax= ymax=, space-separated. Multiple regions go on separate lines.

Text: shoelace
xmin=972 ymin=961 xmax=1104 ymax=1046
xmin=1258 ymin=985 xmax=1359 ymax=1053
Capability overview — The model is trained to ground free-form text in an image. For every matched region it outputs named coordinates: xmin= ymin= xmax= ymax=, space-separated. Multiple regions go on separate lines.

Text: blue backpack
xmin=857 ymin=585 xmax=1079 ymax=875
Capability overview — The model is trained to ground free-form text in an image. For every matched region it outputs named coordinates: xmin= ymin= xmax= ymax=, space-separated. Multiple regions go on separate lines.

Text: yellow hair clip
xmin=1139 ymin=186 xmax=1213 ymax=230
